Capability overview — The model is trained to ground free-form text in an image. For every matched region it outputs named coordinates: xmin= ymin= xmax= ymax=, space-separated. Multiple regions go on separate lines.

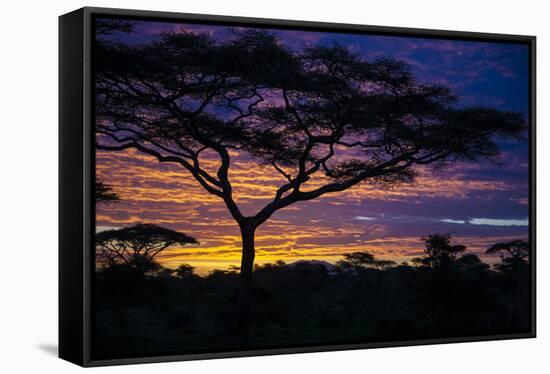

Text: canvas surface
xmin=92 ymin=15 xmax=532 ymax=360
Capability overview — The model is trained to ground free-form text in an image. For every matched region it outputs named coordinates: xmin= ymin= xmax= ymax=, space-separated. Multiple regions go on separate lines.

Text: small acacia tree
xmin=337 ymin=252 xmax=396 ymax=271
xmin=96 ymin=223 xmax=198 ymax=275
xmin=486 ymin=240 xmax=529 ymax=272
xmin=95 ymin=27 xmax=525 ymax=329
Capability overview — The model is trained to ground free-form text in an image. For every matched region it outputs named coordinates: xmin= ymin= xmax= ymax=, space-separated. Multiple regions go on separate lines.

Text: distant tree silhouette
xmin=254 ymin=260 xmax=287 ymax=272
xmin=207 ymin=266 xmax=241 ymax=279
xmin=96 ymin=223 xmax=198 ymax=275
xmin=373 ymin=259 xmax=398 ymax=270
xmin=456 ymin=253 xmax=490 ymax=272
xmin=337 ymin=251 xmax=396 ymax=270
xmin=174 ymin=263 xmax=196 ymax=278
xmin=412 ymin=233 xmax=466 ymax=269
xmin=486 ymin=240 xmax=529 ymax=272
xmin=95 ymin=179 xmax=120 ymax=202
xmin=95 ymin=28 xmax=525 ymax=333
xmin=227 ymin=265 xmax=241 ymax=274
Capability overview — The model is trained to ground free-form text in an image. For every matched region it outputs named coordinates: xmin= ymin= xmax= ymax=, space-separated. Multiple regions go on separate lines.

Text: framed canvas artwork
xmin=59 ymin=7 xmax=536 ymax=366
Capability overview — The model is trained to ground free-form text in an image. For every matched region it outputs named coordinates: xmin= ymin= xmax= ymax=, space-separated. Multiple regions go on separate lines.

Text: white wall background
xmin=0 ymin=0 xmax=547 ymax=372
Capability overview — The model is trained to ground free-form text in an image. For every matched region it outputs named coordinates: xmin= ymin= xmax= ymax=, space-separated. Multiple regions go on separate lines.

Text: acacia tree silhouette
xmin=337 ymin=252 xmax=396 ymax=270
xmin=94 ymin=27 xmax=525 ymax=334
xmin=96 ymin=223 xmax=198 ymax=275
xmin=486 ymin=240 xmax=529 ymax=272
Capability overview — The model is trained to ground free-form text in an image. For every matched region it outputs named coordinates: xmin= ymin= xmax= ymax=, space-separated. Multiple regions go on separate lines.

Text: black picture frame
xmin=59 ymin=6 xmax=536 ymax=367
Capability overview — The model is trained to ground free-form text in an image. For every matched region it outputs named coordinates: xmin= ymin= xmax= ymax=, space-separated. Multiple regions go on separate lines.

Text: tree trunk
xmin=238 ymin=222 xmax=256 ymax=344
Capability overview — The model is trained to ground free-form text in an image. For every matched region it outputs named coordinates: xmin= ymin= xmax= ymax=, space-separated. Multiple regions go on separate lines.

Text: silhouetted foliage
xmin=456 ymin=253 xmax=490 ymax=272
xmin=95 ymin=19 xmax=134 ymax=36
xmin=94 ymin=236 xmax=530 ymax=360
xmin=412 ymin=233 xmax=466 ymax=269
xmin=174 ymin=263 xmax=196 ymax=278
xmin=95 ymin=179 xmax=120 ymax=202
xmin=254 ymin=260 xmax=287 ymax=272
xmin=337 ymin=251 xmax=397 ymax=271
xmin=96 ymin=223 xmax=198 ymax=275
xmin=94 ymin=26 xmax=526 ymax=335
xmin=486 ymin=240 xmax=529 ymax=272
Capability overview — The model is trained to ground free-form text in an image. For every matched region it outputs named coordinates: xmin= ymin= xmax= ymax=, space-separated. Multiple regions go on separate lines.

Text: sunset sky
xmin=95 ymin=19 xmax=530 ymax=274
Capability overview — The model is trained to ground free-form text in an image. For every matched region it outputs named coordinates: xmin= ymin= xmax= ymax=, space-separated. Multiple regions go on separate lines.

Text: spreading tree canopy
xmin=337 ymin=251 xmax=396 ymax=270
xmin=486 ymin=240 xmax=529 ymax=272
xmin=96 ymin=223 xmax=198 ymax=274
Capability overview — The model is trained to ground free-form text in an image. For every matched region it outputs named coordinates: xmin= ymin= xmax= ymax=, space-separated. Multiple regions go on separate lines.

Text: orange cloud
xmin=96 ymin=148 xmax=528 ymax=275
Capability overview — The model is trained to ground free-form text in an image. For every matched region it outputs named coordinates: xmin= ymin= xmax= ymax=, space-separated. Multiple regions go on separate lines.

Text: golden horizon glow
xmin=96 ymin=148 xmax=528 ymax=275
